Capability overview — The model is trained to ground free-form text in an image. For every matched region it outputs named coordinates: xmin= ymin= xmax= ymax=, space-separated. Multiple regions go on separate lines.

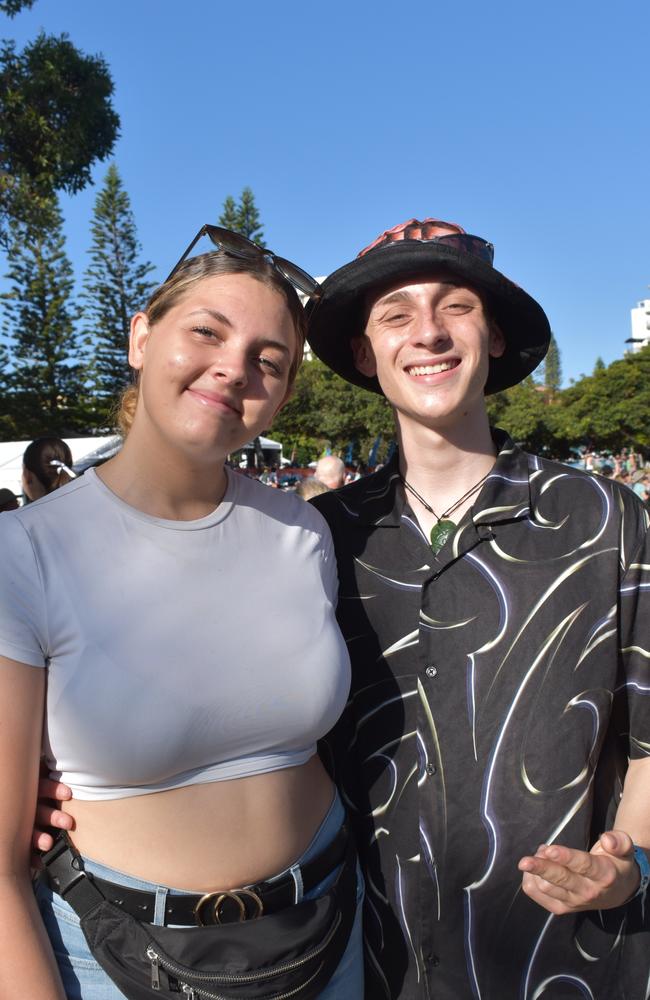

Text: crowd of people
xmin=0 ymin=217 xmax=648 ymax=1000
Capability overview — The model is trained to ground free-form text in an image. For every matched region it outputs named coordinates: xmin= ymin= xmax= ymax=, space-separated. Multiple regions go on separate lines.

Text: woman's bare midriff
xmin=62 ymin=755 xmax=335 ymax=891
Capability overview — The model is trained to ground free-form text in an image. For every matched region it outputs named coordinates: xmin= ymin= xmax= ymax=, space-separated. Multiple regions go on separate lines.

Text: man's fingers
xmin=521 ymin=871 xmax=572 ymax=902
xmin=32 ymin=829 xmax=56 ymax=853
xmin=598 ymin=830 xmax=634 ymax=858
xmin=535 ymin=845 xmax=603 ymax=878
xmin=518 ymin=853 xmax=614 ymax=897
xmin=37 ymin=777 xmax=72 ymax=802
xmin=34 ymin=803 xmax=73 ymax=831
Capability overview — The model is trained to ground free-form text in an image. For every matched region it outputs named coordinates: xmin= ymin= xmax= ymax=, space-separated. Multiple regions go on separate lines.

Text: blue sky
xmin=2 ymin=0 xmax=649 ymax=384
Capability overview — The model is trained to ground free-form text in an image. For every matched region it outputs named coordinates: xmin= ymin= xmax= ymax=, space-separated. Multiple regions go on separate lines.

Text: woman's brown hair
xmin=23 ymin=437 xmax=75 ymax=494
xmin=116 ymin=251 xmax=307 ymax=437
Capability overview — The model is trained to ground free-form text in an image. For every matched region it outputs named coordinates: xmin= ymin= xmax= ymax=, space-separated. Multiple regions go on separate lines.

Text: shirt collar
xmin=345 ymin=428 xmax=534 ymax=529
xmin=471 ymin=428 xmax=533 ymax=527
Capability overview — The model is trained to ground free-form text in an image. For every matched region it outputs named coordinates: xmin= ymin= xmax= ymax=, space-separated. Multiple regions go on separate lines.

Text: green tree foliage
xmin=81 ymin=163 xmax=155 ymax=430
xmin=271 ymin=358 xmax=394 ymax=462
xmin=1 ymin=193 xmax=85 ymax=436
xmin=218 ymin=195 xmax=239 ymax=231
xmin=543 ymin=333 xmax=562 ymax=392
xmin=0 ymin=32 xmax=119 ymax=237
xmin=593 ymin=356 xmax=606 ymax=374
xmin=559 ymin=346 xmax=650 ymax=451
xmin=486 ymin=377 xmax=567 ymax=455
xmin=0 ymin=334 xmax=18 ymax=437
xmin=218 ymin=187 xmax=265 ymax=246
xmin=0 ymin=0 xmax=36 ymax=15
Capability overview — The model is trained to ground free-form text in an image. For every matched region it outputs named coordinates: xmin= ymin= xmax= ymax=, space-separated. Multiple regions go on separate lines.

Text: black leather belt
xmin=41 ymin=824 xmax=350 ymax=926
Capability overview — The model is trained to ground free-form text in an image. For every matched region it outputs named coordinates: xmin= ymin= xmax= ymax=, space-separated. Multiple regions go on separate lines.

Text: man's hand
xmin=31 ymin=775 xmax=73 ymax=862
xmin=518 ymin=830 xmax=641 ymax=914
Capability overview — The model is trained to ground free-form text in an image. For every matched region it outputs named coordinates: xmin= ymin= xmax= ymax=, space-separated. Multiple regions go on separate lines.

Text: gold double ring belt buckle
xmin=194 ymin=887 xmax=264 ymax=926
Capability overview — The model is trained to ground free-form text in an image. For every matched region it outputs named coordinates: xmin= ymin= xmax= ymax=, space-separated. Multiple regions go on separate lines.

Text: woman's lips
xmin=186 ymin=388 xmax=242 ymax=415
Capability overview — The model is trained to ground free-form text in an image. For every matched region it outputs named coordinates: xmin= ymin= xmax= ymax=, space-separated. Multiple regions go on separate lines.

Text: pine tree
xmin=1 ymin=193 xmax=84 ymax=434
xmin=81 ymin=163 xmax=155 ymax=429
xmin=218 ymin=187 xmax=265 ymax=247
xmin=593 ymin=356 xmax=606 ymax=374
xmin=218 ymin=195 xmax=239 ymax=231
xmin=236 ymin=187 xmax=265 ymax=247
xmin=543 ymin=333 xmax=562 ymax=393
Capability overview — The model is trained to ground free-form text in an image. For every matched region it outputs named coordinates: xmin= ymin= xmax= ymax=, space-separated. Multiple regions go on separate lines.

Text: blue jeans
xmin=34 ymin=790 xmax=364 ymax=999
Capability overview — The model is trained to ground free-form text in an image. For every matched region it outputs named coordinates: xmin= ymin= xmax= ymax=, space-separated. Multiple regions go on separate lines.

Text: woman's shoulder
xmin=0 ymin=472 xmax=97 ymax=542
xmin=230 ymin=471 xmax=332 ymax=538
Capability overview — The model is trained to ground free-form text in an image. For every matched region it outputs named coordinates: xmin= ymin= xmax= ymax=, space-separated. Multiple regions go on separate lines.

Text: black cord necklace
xmin=401 ymin=470 xmax=491 ymax=553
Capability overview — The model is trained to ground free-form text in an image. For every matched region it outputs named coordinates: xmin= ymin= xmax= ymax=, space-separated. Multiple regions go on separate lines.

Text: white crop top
xmin=0 ymin=468 xmax=350 ymax=800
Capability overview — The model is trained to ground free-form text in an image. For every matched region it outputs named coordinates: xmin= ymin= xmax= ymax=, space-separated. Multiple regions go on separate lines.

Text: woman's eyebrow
xmin=257 ymin=338 xmax=291 ymax=357
xmin=186 ymin=309 xmax=290 ymax=356
xmin=187 ymin=307 xmax=232 ymax=327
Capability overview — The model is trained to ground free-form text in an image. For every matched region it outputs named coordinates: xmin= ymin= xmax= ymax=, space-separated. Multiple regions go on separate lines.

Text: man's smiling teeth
xmin=407 ymin=360 xmax=458 ymax=376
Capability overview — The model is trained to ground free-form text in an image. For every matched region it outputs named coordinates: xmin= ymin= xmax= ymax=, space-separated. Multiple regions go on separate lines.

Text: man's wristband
xmin=631 ymin=845 xmax=650 ymax=899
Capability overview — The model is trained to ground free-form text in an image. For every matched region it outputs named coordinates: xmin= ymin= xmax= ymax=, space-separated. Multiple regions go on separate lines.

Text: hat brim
xmin=306 ymin=241 xmax=551 ymax=395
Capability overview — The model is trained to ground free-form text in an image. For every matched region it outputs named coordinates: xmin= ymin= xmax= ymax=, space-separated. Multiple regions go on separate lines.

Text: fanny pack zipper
xmin=146 ymin=911 xmax=340 ymax=997
xmin=177 ymin=964 xmax=323 ymax=1000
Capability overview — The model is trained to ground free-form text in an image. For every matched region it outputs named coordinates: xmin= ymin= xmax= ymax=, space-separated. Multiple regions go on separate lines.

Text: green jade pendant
xmin=430 ymin=518 xmax=455 ymax=554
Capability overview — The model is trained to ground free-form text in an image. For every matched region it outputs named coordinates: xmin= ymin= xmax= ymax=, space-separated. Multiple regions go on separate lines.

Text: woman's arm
xmin=0 ymin=656 xmax=66 ymax=999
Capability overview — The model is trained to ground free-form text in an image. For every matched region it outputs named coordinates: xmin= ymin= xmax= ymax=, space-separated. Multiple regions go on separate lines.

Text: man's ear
xmin=129 ymin=313 xmax=151 ymax=370
xmin=351 ymin=335 xmax=377 ymax=378
xmin=488 ymin=322 xmax=506 ymax=359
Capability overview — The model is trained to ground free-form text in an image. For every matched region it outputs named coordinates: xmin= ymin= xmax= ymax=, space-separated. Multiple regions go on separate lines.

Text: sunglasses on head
xmin=165 ymin=224 xmax=320 ymax=297
xmin=372 ymin=226 xmax=494 ymax=265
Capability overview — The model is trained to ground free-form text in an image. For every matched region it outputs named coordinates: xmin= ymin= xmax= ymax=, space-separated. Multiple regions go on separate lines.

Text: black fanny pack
xmin=41 ymin=829 xmax=357 ymax=1000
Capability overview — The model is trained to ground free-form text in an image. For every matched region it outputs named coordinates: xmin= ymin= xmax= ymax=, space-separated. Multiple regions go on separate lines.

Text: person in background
xmin=22 ymin=437 xmax=76 ymax=502
xmin=314 ymin=455 xmax=346 ymax=491
xmin=0 ymin=488 xmax=19 ymax=512
xmin=296 ymin=477 xmax=330 ymax=501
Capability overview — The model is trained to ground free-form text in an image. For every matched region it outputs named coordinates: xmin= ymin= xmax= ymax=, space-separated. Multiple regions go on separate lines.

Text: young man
xmin=307 ymin=218 xmax=650 ymax=999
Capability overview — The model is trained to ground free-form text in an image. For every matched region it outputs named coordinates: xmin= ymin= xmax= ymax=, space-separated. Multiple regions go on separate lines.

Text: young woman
xmin=0 ymin=230 xmax=363 ymax=999
xmin=22 ymin=436 xmax=76 ymax=501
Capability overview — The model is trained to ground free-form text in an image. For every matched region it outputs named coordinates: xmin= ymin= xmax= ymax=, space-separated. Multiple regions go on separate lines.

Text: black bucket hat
xmin=306 ymin=218 xmax=551 ymax=395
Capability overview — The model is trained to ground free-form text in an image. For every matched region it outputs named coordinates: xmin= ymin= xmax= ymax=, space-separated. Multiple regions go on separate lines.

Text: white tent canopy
xmin=240 ymin=436 xmax=282 ymax=452
xmin=0 ymin=436 xmax=121 ymax=499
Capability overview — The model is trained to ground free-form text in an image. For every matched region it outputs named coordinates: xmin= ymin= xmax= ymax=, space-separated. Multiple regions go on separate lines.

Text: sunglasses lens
xmin=205 ymin=226 xmax=259 ymax=260
xmin=275 ymin=258 xmax=319 ymax=296
xmin=437 ymin=234 xmax=494 ymax=264
xmin=168 ymin=225 xmax=316 ymax=297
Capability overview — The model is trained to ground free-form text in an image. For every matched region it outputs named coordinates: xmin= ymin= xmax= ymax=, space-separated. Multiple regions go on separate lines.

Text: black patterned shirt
xmin=313 ymin=431 xmax=650 ymax=1000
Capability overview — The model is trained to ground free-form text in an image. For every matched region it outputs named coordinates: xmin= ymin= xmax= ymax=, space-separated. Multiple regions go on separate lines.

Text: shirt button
xmin=425 ymin=665 xmax=437 ymax=678
xmin=426 ymin=763 xmax=437 ymax=776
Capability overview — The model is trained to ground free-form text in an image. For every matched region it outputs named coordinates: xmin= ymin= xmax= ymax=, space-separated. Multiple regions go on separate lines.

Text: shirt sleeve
xmin=318 ymin=519 xmax=339 ymax=606
xmin=620 ymin=512 xmax=650 ymax=759
xmin=0 ymin=513 xmax=48 ymax=667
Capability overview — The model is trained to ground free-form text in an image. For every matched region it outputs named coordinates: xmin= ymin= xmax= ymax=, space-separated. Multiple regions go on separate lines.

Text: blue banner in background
xmin=368 ymin=435 xmax=382 ymax=467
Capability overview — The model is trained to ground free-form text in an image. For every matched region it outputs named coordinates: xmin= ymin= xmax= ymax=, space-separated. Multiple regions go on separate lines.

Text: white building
xmin=627 ymin=298 xmax=650 ymax=353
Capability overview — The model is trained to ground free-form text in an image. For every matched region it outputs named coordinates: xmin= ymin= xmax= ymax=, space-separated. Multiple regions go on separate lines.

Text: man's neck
xmin=396 ymin=408 xmax=497 ymax=540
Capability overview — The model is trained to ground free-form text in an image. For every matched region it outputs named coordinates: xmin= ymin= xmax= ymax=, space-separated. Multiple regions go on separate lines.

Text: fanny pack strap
xmin=41 ymin=833 xmax=105 ymax=920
